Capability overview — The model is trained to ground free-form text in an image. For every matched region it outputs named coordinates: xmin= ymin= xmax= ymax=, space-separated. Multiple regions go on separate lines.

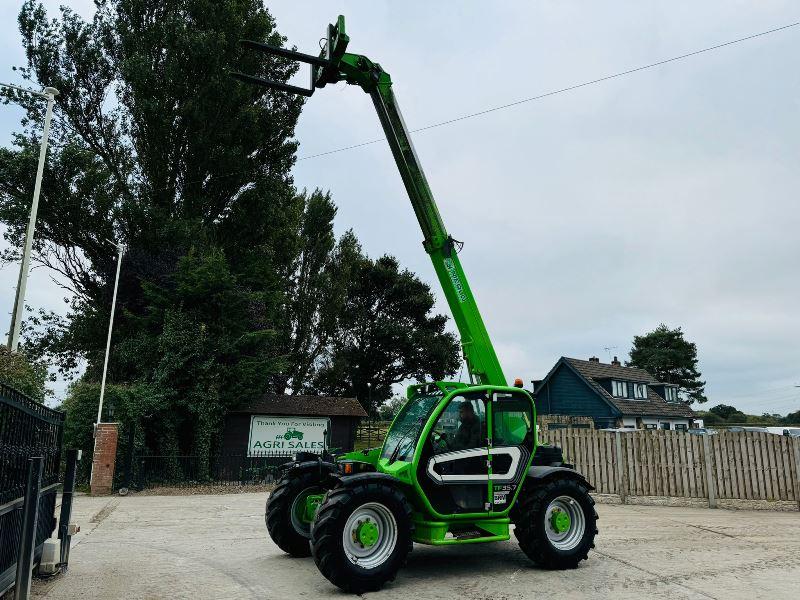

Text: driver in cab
xmin=453 ymin=401 xmax=481 ymax=450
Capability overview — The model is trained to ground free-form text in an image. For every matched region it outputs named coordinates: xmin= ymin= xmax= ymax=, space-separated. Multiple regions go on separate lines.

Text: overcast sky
xmin=1 ymin=1 xmax=798 ymax=414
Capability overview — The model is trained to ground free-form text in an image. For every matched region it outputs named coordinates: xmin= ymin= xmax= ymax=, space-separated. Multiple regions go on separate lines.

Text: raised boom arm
xmin=234 ymin=16 xmax=506 ymax=386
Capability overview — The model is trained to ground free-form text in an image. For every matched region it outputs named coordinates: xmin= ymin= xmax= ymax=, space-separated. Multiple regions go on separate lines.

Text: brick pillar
xmin=90 ymin=423 xmax=119 ymax=496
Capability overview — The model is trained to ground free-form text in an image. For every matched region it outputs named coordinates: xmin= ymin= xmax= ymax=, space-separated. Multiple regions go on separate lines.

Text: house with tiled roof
xmin=532 ymin=356 xmax=695 ymax=430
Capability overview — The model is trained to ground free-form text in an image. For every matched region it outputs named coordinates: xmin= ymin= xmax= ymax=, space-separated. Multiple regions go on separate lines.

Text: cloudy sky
xmin=1 ymin=1 xmax=798 ymax=414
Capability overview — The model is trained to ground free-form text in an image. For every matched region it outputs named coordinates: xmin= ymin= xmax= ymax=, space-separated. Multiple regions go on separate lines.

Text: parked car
xmin=765 ymin=426 xmax=800 ymax=437
xmin=688 ymin=428 xmax=717 ymax=435
xmin=727 ymin=426 xmax=768 ymax=433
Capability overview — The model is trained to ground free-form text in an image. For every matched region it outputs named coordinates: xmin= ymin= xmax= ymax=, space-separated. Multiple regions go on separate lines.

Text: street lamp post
xmin=2 ymin=83 xmax=59 ymax=351
xmin=89 ymin=240 xmax=123 ymax=492
xmin=95 ymin=240 xmax=124 ymax=427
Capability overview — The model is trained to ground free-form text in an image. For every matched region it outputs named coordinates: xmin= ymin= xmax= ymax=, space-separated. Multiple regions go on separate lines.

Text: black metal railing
xmin=130 ymin=451 xmax=298 ymax=489
xmin=0 ymin=382 xmax=65 ymax=596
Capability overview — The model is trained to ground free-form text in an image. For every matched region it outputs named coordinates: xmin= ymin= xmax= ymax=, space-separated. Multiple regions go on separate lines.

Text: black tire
xmin=310 ymin=481 xmax=413 ymax=593
xmin=512 ymin=476 xmax=598 ymax=569
xmin=266 ymin=469 xmax=326 ymax=557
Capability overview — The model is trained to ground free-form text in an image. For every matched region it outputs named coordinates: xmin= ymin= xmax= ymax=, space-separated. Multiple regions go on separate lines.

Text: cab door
xmin=421 ymin=393 xmax=490 ymax=515
xmin=488 ymin=391 xmax=534 ymax=512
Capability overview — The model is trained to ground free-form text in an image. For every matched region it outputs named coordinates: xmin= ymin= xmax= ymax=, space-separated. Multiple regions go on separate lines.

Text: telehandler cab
xmin=234 ymin=16 xmax=597 ymax=593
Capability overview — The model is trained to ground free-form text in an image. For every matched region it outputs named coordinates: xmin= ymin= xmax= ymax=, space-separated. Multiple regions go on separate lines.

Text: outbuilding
xmin=221 ymin=394 xmax=367 ymax=455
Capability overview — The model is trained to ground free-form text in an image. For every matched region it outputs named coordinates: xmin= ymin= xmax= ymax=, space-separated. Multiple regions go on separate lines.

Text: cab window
xmin=492 ymin=394 xmax=532 ymax=446
xmin=430 ymin=396 xmax=486 ymax=454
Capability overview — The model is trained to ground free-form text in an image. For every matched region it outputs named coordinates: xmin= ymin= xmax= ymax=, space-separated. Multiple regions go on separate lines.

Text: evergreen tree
xmin=313 ymin=255 xmax=460 ymax=413
xmin=628 ymin=324 xmax=707 ymax=404
xmin=1 ymin=1 xmax=461 ymax=459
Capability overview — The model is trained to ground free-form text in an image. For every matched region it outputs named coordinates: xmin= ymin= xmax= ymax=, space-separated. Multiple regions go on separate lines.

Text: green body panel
xmin=339 ymin=446 xmax=381 ymax=465
xmin=374 ymin=384 xmax=538 ymax=534
xmin=412 ymin=516 xmax=510 ymax=545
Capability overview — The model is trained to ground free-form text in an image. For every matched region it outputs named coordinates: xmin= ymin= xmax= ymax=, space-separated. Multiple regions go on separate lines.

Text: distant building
xmin=532 ymin=356 xmax=695 ymax=430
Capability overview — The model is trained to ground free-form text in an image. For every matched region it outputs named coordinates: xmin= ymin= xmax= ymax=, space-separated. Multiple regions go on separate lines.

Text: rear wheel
xmin=513 ymin=477 xmax=597 ymax=569
xmin=266 ymin=469 xmax=327 ymax=557
xmin=311 ymin=481 xmax=413 ymax=593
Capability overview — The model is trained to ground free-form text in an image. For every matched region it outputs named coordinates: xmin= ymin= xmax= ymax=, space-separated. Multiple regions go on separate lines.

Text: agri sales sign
xmin=248 ymin=415 xmax=329 ymax=456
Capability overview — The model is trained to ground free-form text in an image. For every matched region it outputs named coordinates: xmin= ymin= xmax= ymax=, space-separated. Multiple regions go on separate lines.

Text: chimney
xmin=611 ymin=356 xmax=621 ymax=366
xmin=589 ymin=356 xmax=600 ymax=363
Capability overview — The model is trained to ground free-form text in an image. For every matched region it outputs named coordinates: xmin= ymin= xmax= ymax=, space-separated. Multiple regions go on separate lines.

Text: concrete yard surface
xmin=33 ymin=491 xmax=800 ymax=600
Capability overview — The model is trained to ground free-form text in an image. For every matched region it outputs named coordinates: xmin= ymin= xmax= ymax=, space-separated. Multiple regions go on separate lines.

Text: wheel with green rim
xmin=266 ymin=469 xmax=328 ymax=557
xmin=513 ymin=476 xmax=597 ymax=568
xmin=311 ymin=480 xmax=413 ymax=593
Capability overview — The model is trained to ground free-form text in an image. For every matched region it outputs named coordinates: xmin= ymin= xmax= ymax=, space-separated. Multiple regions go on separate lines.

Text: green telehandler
xmin=234 ymin=16 xmax=597 ymax=593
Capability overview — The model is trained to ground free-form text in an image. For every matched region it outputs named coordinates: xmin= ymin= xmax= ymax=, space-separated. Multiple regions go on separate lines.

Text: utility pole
xmin=3 ymin=83 xmax=59 ymax=351
xmin=95 ymin=240 xmax=124 ymax=428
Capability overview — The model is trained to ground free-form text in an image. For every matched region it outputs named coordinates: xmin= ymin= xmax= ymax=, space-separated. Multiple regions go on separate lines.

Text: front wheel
xmin=311 ymin=481 xmax=413 ymax=593
xmin=266 ymin=469 xmax=327 ymax=557
xmin=513 ymin=476 xmax=598 ymax=569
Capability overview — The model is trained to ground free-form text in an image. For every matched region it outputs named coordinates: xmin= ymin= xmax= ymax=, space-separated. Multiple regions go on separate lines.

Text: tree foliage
xmin=0 ymin=347 xmax=51 ymax=401
xmin=708 ymin=404 xmax=740 ymax=420
xmin=312 ymin=255 xmax=460 ymax=413
xmin=627 ymin=324 xmax=707 ymax=404
xmin=0 ymin=1 xmax=460 ymax=459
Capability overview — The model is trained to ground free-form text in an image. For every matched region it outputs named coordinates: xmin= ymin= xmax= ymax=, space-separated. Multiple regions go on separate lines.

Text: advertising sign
xmin=248 ymin=415 xmax=329 ymax=456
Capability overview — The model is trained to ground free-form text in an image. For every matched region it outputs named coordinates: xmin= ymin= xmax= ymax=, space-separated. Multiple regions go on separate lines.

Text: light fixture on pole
xmin=2 ymin=83 xmax=59 ymax=351
xmin=95 ymin=239 xmax=124 ymax=429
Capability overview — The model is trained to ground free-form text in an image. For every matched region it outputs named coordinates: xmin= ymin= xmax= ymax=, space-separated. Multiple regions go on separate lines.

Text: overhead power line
xmin=139 ymin=20 xmax=798 ymax=194
xmin=297 ymin=21 xmax=799 ymax=162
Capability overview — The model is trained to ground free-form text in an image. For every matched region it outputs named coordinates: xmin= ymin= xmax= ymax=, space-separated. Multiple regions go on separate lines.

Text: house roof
xmin=542 ymin=357 xmax=695 ymax=419
xmin=230 ymin=394 xmax=367 ymax=417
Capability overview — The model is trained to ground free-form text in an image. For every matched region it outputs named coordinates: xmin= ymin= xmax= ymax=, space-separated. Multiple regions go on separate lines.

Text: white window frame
xmin=664 ymin=387 xmax=678 ymax=403
xmin=612 ymin=380 xmax=627 ymax=398
xmin=634 ymin=383 xmax=647 ymax=399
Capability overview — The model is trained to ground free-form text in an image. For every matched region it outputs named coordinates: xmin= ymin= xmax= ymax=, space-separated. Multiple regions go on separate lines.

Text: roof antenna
xmin=603 ymin=346 xmax=617 ymax=362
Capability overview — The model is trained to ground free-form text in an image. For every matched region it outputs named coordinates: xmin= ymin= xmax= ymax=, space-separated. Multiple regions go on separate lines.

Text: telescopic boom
xmin=234 ymin=16 xmax=506 ymax=386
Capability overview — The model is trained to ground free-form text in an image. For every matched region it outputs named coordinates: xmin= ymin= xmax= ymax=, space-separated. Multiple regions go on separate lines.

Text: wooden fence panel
xmin=743 ymin=433 xmax=756 ymax=500
xmin=535 ymin=426 xmax=799 ymax=506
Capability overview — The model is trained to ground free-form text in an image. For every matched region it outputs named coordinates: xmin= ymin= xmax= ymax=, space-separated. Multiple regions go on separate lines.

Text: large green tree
xmin=628 ymin=324 xmax=707 ymax=404
xmin=1 ymin=1 xmax=460 ymax=459
xmin=312 ymin=255 xmax=460 ymax=414
xmin=0 ymin=0 xmax=306 ymax=454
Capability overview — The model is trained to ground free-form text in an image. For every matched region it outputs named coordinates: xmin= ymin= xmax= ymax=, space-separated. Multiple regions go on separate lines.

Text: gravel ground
xmin=30 ymin=490 xmax=800 ymax=600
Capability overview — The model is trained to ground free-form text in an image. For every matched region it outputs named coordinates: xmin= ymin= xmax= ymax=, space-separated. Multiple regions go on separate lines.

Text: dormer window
xmin=611 ymin=380 xmax=627 ymax=397
xmin=634 ymin=383 xmax=647 ymax=399
xmin=664 ymin=387 xmax=679 ymax=403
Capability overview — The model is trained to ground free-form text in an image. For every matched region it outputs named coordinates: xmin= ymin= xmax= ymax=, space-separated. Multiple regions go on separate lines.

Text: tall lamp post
xmin=89 ymin=240 xmax=123 ymax=492
xmin=2 ymin=83 xmax=59 ymax=351
xmin=95 ymin=240 xmax=124 ymax=428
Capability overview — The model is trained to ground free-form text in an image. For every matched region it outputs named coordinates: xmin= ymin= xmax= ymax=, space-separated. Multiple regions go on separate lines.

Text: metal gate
xmin=0 ymin=383 xmax=64 ymax=595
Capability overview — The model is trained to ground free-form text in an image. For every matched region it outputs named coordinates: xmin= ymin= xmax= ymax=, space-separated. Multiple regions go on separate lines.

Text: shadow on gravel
xmin=401 ymin=542 xmax=539 ymax=580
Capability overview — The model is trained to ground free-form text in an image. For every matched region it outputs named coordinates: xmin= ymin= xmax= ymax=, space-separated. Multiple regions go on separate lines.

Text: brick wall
xmin=90 ymin=423 xmax=119 ymax=496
